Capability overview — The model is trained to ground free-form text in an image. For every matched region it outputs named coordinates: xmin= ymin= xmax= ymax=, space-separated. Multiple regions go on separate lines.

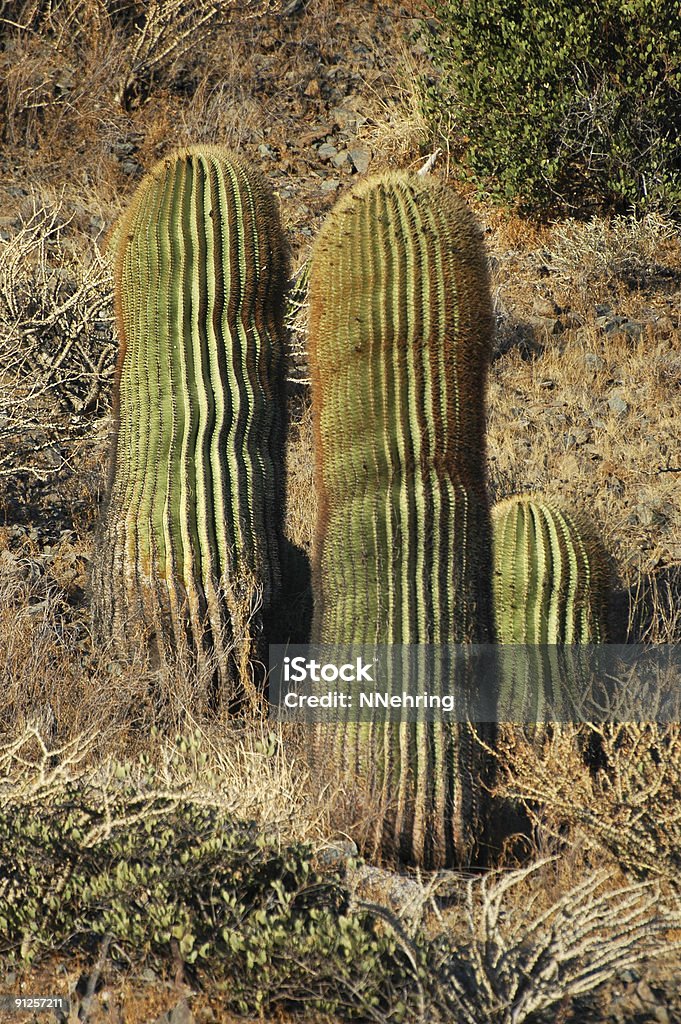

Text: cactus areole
xmin=308 ymin=172 xmax=496 ymax=867
xmin=95 ymin=147 xmax=288 ymax=700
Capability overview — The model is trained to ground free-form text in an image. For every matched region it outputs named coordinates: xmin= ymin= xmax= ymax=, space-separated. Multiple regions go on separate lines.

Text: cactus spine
xmin=492 ymin=495 xmax=610 ymax=722
xmin=94 ymin=146 xmax=288 ymax=699
xmin=308 ymin=172 xmax=495 ymax=868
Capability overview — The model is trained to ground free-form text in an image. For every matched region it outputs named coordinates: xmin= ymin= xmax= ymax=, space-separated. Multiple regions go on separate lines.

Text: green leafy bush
xmin=421 ymin=0 xmax=681 ymax=216
xmin=0 ymin=752 xmax=422 ymax=1020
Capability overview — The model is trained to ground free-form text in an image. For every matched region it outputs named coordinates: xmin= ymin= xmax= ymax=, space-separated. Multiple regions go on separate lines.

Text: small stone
xmin=654 ymin=1007 xmax=670 ymax=1024
xmin=170 ymin=1000 xmax=195 ymax=1024
xmin=636 ymin=980 xmax=656 ymax=1005
xmin=584 ymin=352 xmax=606 ymax=371
xmin=604 ymin=316 xmax=627 ymax=333
xmin=320 ymin=178 xmax=341 ymax=193
xmin=317 ymin=142 xmax=338 ymax=162
xmin=633 ymin=505 xmax=655 ymax=526
xmin=608 ymin=393 xmax=629 ymax=416
xmin=316 ymin=840 xmax=359 ymax=867
xmin=258 ymin=143 xmax=276 ymax=160
xmin=348 ymin=145 xmax=371 ymax=174
xmin=329 ymin=106 xmax=367 ymax=131
xmin=620 ymin=320 xmax=644 ymax=338
xmin=88 ymin=214 xmax=106 ymax=237
xmin=332 ymin=149 xmax=350 ymax=168
xmin=529 ymin=316 xmax=562 ymax=335
xmin=298 ymin=124 xmax=331 ymax=145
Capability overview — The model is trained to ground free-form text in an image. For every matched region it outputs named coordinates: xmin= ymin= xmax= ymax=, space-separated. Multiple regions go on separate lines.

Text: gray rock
xmin=619 ymin=320 xmax=644 ymax=338
xmin=330 ymin=106 xmax=367 ymax=131
xmin=332 ymin=149 xmax=350 ymax=169
xmin=348 ymin=145 xmax=371 ymax=174
xmin=584 ymin=352 xmax=606 ymax=371
xmin=529 ymin=315 xmax=562 ymax=335
xmin=316 ymin=840 xmax=358 ymax=867
xmin=258 ymin=143 xmax=276 ymax=160
xmin=317 ymin=142 xmax=338 ymax=162
xmin=597 ymin=314 xmax=645 ymax=339
xmin=320 ymin=178 xmax=341 ymax=193
xmin=608 ymin=393 xmax=629 ymax=416
xmin=170 ymin=1000 xmax=194 ymax=1024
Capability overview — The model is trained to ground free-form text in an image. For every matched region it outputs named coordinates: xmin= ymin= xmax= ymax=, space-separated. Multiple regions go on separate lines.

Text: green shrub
xmin=0 ymin=749 xmax=421 ymax=1020
xmin=421 ymin=0 xmax=681 ymax=216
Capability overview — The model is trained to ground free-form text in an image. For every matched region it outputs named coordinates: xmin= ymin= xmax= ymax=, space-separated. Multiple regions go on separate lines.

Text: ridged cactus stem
xmin=94 ymin=146 xmax=288 ymax=702
xmin=492 ymin=495 xmax=611 ymax=724
xmin=492 ymin=496 xmax=609 ymax=644
xmin=308 ymin=172 xmax=496 ymax=868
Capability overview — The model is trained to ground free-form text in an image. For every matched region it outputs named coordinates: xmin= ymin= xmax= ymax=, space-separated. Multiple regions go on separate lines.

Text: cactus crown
xmin=94 ymin=146 xmax=288 ymax=695
xmin=492 ymin=495 xmax=610 ymax=643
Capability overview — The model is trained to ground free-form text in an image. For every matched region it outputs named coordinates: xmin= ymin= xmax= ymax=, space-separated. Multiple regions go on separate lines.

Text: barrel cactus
xmin=93 ymin=146 xmax=289 ymax=704
xmin=307 ymin=171 xmax=496 ymax=868
xmin=492 ymin=495 xmax=611 ymax=722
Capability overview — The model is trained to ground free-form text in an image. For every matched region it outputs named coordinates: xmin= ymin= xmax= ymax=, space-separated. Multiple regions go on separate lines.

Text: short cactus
xmin=307 ymin=171 xmax=496 ymax=868
xmin=93 ymin=146 xmax=288 ymax=701
xmin=492 ymin=495 xmax=611 ymax=722
xmin=492 ymin=495 xmax=610 ymax=644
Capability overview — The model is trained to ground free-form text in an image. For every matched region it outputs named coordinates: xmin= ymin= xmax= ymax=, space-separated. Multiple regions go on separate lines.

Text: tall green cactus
xmin=93 ymin=146 xmax=288 ymax=701
xmin=307 ymin=171 xmax=496 ymax=868
xmin=492 ymin=495 xmax=611 ymax=723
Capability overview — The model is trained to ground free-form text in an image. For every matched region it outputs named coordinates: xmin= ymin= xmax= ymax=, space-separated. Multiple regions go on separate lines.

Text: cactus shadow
xmin=266 ymin=539 xmax=313 ymax=647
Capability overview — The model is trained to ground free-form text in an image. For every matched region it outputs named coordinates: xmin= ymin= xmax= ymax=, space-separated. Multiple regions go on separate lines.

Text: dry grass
xmin=494 ymin=720 xmax=681 ymax=893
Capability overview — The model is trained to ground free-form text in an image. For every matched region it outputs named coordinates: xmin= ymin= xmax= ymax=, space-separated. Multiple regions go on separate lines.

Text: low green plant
xmin=0 ymin=744 xmax=421 ymax=1020
xmin=421 ymin=0 xmax=681 ymax=216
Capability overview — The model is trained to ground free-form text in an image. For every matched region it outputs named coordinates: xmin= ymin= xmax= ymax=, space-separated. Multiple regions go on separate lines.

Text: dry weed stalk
xmin=0 ymin=720 xmax=328 ymax=847
xmin=2 ymin=0 xmax=284 ymax=129
xmin=540 ymin=212 xmax=678 ymax=284
xmin=433 ymin=858 xmax=681 ymax=1024
xmin=113 ymin=0 xmax=285 ymax=109
xmin=495 ymin=720 xmax=681 ymax=889
xmin=0 ymin=197 xmax=114 ymax=478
